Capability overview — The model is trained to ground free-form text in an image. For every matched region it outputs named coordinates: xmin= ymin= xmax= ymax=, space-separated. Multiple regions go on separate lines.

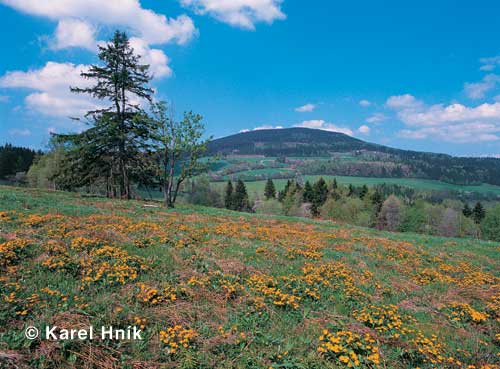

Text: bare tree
xmin=377 ymin=195 xmax=403 ymax=231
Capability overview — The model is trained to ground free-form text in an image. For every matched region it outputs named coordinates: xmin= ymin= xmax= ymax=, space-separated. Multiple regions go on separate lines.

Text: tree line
xmin=218 ymin=177 xmax=500 ymax=242
xmin=0 ymin=144 xmax=40 ymax=181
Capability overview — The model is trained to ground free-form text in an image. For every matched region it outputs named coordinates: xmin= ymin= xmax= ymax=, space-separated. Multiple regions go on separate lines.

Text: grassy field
xmin=213 ymin=175 xmax=500 ymax=198
xmin=0 ymin=186 xmax=499 ymax=368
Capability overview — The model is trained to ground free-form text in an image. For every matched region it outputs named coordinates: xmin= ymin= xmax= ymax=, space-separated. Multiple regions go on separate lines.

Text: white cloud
xmin=295 ymin=103 xmax=315 ymax=113
xmin=51 ymin=18 xmax=96 ymax=50
xmin=129 ymin=37 xmax=172 ymax=78
xmin=386 ymin=94 xmax=422 ymax=109
xmin=0 ymin=0 xmax=197 ymax=45
xmin=398 ymin=122 xmax=499 ymax=143
xmin=8 ymin=128 xmax=31 ymax=136
xmin=464 ymin=74 xmax=500 ymax=99
xmin=0 ymin=61 xmax=102 ymax=118
xmin=180 ymin=0 xmax=285 ymax=30
xmin=239 ymin=125 xmax=283 ymax=132
xmin=294 ymin=120 xmax=353 ymax=136
xmin=254 ymin=125 xmax=284 ymax=130
xmin=366 ymin=113 xmax=386 ymax=124
xmin=358 ymin=125 xmax=370 ymax=134
xmin=387 ymin=93 xmax=500 ymax=143
xmin=359 ymin=99 xmax=371 ymax=107
xmin=479 ymin=55 xmax=500 ymax=71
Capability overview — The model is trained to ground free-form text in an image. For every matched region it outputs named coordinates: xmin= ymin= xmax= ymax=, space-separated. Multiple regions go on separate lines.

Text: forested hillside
xmin=208 ymin=128 xmax=500 ymax=186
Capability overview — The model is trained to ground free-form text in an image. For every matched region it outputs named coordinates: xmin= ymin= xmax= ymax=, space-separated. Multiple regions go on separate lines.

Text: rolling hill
xmin=208 ymin=128 xmax=500 ymax=186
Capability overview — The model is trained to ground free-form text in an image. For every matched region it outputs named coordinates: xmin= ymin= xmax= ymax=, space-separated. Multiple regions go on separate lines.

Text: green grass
xmin=0 ymin=186 xmax=499 ymax=368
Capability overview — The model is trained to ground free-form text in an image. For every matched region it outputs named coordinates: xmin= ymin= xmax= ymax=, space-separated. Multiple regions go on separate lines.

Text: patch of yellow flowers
xmin=159 ymin=325 xmax=197 ymax=355
xmin=318 ymin=329 xmax=380 ymax=367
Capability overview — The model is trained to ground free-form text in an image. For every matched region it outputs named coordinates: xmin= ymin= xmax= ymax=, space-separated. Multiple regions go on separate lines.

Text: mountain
xmin=208 ymin=128 xmax=500 ymax=186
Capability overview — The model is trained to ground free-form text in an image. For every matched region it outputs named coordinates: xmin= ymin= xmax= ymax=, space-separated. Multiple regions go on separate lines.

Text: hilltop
xmin=208 ymin=128 xmax=500 ymax=186
xmin=0 ymin=186 xmax=499 ymax=368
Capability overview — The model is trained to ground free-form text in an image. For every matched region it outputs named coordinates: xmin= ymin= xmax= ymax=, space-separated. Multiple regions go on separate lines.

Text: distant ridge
xmin=208 ymin=128 xmax=500 ymax=186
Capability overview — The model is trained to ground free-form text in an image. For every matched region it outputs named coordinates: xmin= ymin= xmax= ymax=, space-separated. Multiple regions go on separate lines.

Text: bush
xmin=481 ymin=205 xmax=500 ymax=241
xmin=254 ymin=199 xmax=282 ymax=215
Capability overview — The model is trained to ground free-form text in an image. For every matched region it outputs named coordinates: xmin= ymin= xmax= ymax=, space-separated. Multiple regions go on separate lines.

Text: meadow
xmin=0 ymin=186 xmax=499 ymax=368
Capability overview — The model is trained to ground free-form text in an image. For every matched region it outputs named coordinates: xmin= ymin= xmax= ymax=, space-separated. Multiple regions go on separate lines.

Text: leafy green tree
xmin=224 ymin=180 xmax=234 ymax=209
xmin=149 ymin=101 xmax=211 ymax=207
xmin=462 ymin=203 xmax=472 ymax=218
xmin=57 ymin=31 xmax=154 ymax=198
xmin=472 ymin=202 xmax=486 ymax=224
xmin=264 ymin=179 xmax=276 ymax=200
xmin=481 ymin=205 xmax=500 ymax=241
xmin=233 ymin=180 xmax=250 ymax=212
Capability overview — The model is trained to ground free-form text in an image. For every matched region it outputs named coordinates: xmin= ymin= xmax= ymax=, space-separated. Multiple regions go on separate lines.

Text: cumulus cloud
xmin=358 ymin=125 xmax=370 ymax=134
xmin=366 ymin=113 xmax=386 ymax=124
xmin=8 ymin=128 xmax=31 ymax=136
xmin=294 ymin=120 xmax=353 ymax=136
xmin=359 ymin=99 xmax=371 ymax=107
xmin=129 ymin=37 xmax=172 ymax=78
xmin=294 ymin=103 xmax=315 ymax=113
xmin=0 ymin=0 xmax=197 ymax=45
xmin=51 ymin=18 xmax=96 ymax=50
xmin=387 ymin=93 xmax=500 ymax=143
xmin=464 ymin=74 xmax=500 ymax=99
xmin=0 ymin=61 xmax=102 ymax=118
xmin=386 ymin=94 xmax=422 ymax=109
xmin=180 ymin=0 xmax=285 ymax=30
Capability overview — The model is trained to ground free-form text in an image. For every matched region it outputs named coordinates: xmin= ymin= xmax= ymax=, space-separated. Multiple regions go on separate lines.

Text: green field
xmin=0 ymin=186 xmax=499 ymax=368
xmin=213 ymin=175 xmax=500 ymax=197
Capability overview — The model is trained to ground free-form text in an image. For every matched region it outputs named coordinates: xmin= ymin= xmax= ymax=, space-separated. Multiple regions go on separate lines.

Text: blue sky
xmin=0 ymin=0 xmax=500 ymax=156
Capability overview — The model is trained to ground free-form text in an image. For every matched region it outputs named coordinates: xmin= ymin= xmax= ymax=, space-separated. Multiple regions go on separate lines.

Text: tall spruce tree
xmin=224 ymin=180 xmax=234 ymax=209
xmin=311 ymin=177 xmax=328 ymax=216
xmin=233 ymin=180 xmax=250 ymax=211
xmin=57 ymin=31 xmax=154 ymax=199
xmin=303 ymin=181 xmax=314 ymax=202
xmin=264 ymin=179 xmax=276 ymax=200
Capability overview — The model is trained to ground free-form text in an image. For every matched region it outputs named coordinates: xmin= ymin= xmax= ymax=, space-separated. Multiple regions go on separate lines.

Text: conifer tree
xmin=348 ymin=184 xmax=355 ymax=197
xmin=224 ymin=180 xmax=234 ymax=209
xmin=233 ymin=179 xmax=250 ymax=211
xmin=371 ymin=190 xmax=384 ymax=214
xmin=472 ymin=202 xmax=486 ymax=224
xmin=278 ymin=179 xmax=292 ymax=202
xmin=462 ymin=203 xmax=472 ymax=218
xmin=311 ymin=177 xmax=328 ymax=216
xmin=303 ymin=181 xmax=314 ymax=202
xmin=56 ymin=31 xmax=154 ymax=198
xmin=264 ymin=179 xmax=276 ymax=200
xmin=359 ymin=185 xmax=368 ymax=199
